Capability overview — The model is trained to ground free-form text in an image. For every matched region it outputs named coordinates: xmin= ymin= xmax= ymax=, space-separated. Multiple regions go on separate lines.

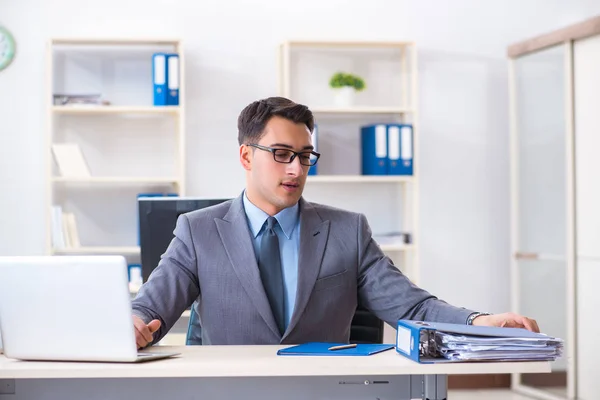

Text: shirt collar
xmin=242 ymin=190 xmax=299 ymax=239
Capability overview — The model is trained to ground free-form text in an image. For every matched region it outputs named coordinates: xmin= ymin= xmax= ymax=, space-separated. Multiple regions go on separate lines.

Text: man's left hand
xmin=472 ymin=312 xmax=540 ymax=333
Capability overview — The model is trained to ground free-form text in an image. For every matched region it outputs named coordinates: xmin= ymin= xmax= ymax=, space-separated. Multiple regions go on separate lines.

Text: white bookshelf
xmin=278 ymin=40 xmax=419 ymax=287
xmin=283 ymin=40 xmax=415 ymax=48
xmin=379 ymin=243 xmax=416 ymax=252
xmin=308 ymin=175 xmax=413 ymax=184
xmin=52 ymin=177 xmax=180 ymax=184
xmin=52 ymin=246 xmax=141 ymax=256
xmin=46 ymin=38 xmax=186 ymax=259
xmin=310 ymin=107 xmax=414 ymax=114
xmin=52 ymin=105 xmax=180 ymax=115
xmin=50 ymin=38 xmax=182 ymax=46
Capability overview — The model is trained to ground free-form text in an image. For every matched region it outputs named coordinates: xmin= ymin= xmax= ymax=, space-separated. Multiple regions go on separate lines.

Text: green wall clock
xmin=0 ymin=26 xmax=16 ymax=71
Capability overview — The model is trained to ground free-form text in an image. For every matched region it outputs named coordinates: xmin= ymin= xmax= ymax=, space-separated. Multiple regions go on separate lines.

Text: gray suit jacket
xmin=132 ymin=194 xmax=475 ymax=345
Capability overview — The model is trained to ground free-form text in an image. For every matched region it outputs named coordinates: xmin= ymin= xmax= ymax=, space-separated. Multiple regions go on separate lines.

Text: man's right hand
xmin=133 ymin=315 xmax=161 ymax=349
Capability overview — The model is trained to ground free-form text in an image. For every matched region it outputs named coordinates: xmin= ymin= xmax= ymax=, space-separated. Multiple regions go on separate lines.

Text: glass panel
xmin=518 ymin=259 xmax=567 ymax=397
xmin=515 ymin=45 xmax=566 ymax=256
xmin=513 ymin=43 xmax=568 ymax=398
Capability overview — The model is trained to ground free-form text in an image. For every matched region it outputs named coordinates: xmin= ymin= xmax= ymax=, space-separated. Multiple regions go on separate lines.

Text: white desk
xmin=0 ymin=345 xmax=552 ymax=400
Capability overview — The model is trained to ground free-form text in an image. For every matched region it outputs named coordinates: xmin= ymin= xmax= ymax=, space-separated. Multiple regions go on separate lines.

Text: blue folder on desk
xmin=277 ymin=342 xmax=394 ymax=356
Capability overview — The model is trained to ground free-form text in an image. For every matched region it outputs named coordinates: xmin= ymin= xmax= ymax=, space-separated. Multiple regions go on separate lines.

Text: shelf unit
xmin=52 ymin=246 xmax=141 ymax=256
xmin=307 ymin=175 xmax=413 ymax=184
xmin=379 ymin=243 xmax=416 ymax=252
xmin=52 ymin=177 xmax=181 ymax=184
xmin=51 ymin=105 xmax=181 ymax=115
xmin=46 ymin=38 xmax=186 ymax=260
xmin=277 ymin=40 xmax=419 ymax=286
xmin=310 ymin=107 xmax=414 ymax=114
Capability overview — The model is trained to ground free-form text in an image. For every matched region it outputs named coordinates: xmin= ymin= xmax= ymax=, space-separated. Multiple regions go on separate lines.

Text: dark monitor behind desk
xmin=138 ymin=197 xmax=230 ymax=282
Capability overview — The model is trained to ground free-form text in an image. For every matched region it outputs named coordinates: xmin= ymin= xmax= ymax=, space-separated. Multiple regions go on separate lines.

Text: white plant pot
xmin=333 ymin=87 xmax=355 ymax=108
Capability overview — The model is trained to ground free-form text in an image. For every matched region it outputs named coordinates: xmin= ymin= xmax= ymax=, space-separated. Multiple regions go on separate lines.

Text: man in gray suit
xmin=131 ymin=97 xmax=539 ymax=349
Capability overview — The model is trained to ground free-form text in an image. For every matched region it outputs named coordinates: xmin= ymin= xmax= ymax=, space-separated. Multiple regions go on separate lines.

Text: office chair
xmin=349 ymin=303 xmax=384 ymax=344
xmin=185 ymin=300 xmax=384 ymax=345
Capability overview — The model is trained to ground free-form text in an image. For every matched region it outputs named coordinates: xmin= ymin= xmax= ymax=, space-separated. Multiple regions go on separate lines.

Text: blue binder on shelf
xmin=308 ymin=124 xmax=318 ymax=176
xmin=387 ymin=124 xmax=413 ymax=176
xmin=166 ymin=53 xmax=180 ymax=106
xmin=277 ymin=342 xmax=394 ymax=356
xmin=361 ymin=124 xmax=388 ymax=175
xmin=152 ymin=53 xmax=168 ymax=106
xmin=395 ymin=320 xmax=563 ymax=364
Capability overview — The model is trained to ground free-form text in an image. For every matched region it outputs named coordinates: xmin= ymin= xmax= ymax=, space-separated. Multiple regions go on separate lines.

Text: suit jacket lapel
xmin=283 ymin=198 xmax=330 ymax=339
xmin=215 ymin=195 xmax=280 ymax=338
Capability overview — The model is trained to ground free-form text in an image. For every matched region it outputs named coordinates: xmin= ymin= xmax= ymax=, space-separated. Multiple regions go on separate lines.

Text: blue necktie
xmin=258 ymin=217 xmax=285 ymax=335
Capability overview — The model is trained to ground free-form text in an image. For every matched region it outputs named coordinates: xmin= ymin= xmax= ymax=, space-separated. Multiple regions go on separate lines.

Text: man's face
xmin=240 ymin=116 xmax=314 ymax=216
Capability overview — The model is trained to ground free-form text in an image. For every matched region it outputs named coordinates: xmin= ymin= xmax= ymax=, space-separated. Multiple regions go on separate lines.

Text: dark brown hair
xmin=237 ymin=97 xmax=315 ymax=145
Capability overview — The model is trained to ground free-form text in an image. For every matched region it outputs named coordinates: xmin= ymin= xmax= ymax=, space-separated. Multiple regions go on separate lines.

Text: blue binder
xmin=387 ymin=124 xmax=413 ymax=175
xmin=395 ymin=320 xmax=557 ymax=363
xmin=277 ymin=342 xmax=394 ymax=356
xmin=152 ymin=53 xmax=167 ymax=106
xmin=308 ymin=124 xmax=318 ymax=176
xmin=166 ymin=53 xmax=180 ymax=106
xmin=361 ymin=124 xmax=388 ymax=175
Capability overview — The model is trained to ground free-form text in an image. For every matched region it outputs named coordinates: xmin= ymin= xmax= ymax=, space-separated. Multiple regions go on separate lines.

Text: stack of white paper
xmin=434 ymin=331 xmax=564 ymax=361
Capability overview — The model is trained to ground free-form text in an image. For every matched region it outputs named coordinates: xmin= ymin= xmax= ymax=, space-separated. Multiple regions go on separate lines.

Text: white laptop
xmin=0 ymin=255 xmax=179 ymax=363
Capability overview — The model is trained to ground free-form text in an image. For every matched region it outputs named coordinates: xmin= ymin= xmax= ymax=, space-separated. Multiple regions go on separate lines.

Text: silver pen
xmin=328 ymin=343 xmax=358 ymax=351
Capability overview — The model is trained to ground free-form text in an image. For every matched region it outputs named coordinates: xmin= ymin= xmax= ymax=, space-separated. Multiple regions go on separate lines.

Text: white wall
xmin=1 ymin=0 xmax=600 ymax=316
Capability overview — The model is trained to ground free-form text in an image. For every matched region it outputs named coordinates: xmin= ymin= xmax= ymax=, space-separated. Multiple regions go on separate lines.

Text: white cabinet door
xmin=576 ymin=258 xmax=600 ymax=400
xmin=574 ymin=33 xmax=600 ymax=400
xmin=511 ymin=43 xmax=569 ymax=398
xmin=514 ymin=45 xmax=567 ymax=257
xmin=575 ymin=34 xmax=600 ymax=260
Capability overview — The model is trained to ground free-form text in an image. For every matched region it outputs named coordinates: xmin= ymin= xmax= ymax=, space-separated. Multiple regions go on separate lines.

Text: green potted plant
xmin=329 ymin=72 xmax=365 ymax=107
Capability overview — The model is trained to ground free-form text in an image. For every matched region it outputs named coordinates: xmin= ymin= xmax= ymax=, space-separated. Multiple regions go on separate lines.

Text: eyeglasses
xmin=248 ymin=144 xmax=320 ymax=166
